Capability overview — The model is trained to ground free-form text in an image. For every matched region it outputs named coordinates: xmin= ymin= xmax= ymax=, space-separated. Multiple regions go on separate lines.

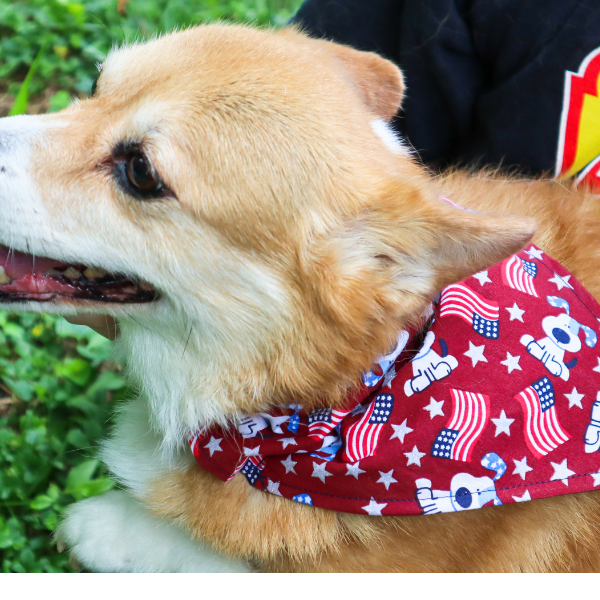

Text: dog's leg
xmin=429 ymin=359 xmax=457 ymax=381
xmin=404 ymin=368 xmax=433 ymax=395
xmin=548 ymin=356 xmax=569 ymax=380
xmin=585 ymin=397 xmax=600 ymax=453
xmin=414 ymin=479 xmax=442 ymax=514
xmin=56 ymin=397 xmax=249 ymax=573
xmin=56 ymin=490 xmax=249 ymax=572
xmin=520 ymin=335 xmax=543 ymax=359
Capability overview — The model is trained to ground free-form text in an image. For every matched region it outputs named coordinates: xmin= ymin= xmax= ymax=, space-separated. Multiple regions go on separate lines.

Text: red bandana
xmin=190 ymin=245 xmax=600 ymax=516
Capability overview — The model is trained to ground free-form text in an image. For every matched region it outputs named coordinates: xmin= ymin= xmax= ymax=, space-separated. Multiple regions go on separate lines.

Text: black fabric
xmin=293 ymin=0 xmax=600 ymax=174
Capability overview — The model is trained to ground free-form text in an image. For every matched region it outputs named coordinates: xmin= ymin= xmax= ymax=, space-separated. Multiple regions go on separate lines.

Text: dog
xmin=2 ymin=24 xmax=600 ymax=572
xmin=415 ymin=451 xmax=506 ymax=515
xmin=403 ymin=330 xmax=458 ymax=396
xmin=521 ymin=296 xmax=598 ymax=381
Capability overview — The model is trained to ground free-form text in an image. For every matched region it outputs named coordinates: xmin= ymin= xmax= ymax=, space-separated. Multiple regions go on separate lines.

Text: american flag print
xmin=240 ymin=455 xmax=263 ymax=485
xmin=440 ymin=283 xmax=500 ymax=339
xmin=431 ymin=389 xmax=491 ymax=462
xmin=515 ymin=377 xmax=570 ymax=458
xmin=308 ymin=407 xmax=351 ymax=439
xmin=343 ymin=394 xmax=394 ymax=463
xmin=502 ymin=255 xmax=538 ymax=297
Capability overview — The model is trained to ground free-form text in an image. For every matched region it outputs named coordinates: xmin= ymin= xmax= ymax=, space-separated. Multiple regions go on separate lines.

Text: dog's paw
xmin=56 ymin=491 xmax=137 ymax=572
xmin=56 ymin=490 xmax=250 ymax=573
xmin=430 ymin=360 xmax=453 ymax=380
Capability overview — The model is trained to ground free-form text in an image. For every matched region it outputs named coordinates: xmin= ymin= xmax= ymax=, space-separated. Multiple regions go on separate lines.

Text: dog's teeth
xmin=46 ymin=268 xmax=62 ymax=277
xmin=139 ymin=281 xmax=153 ymax=291
xmin=0 ymin=266 xmax=11 ymax=284
xmin=83 ymin=267 xmax=107 ymax=279
xmin=64 ymin=267 xmax=81 ymax=279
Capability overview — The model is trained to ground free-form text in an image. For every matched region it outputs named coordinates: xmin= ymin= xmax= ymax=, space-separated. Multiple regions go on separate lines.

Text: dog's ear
xmin=305 ymin=182 xmax=536 ymax=328
xmin=416 ymin=199 xmax=537 ymax=294
xmin=307 ymin=38 xmax=405 ymax=122
xmin=292 ymin=181 xmax=534 ymax=404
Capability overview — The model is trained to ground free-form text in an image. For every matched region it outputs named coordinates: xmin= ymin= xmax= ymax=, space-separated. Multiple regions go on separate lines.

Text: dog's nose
xmin=454 ymin=487 xmax=472 ymax=509
xmin=552 ymin=327 xmax=570 ymax=344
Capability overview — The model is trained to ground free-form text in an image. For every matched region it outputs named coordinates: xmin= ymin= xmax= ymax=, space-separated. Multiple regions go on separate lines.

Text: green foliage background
xmin=0 ymin=0 xmax=301 ymax=572
xmin=0 ymin=0 xmax=301 ymax=113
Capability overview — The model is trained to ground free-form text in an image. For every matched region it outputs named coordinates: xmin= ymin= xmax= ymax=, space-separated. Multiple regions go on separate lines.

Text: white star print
xmin=491 ymin=410 xmax=515 ymax=437
xmin=565 ymin=387 xmax=585 ymax=409
xmin=377 ymin=469 xmax=398 ymax=490
xmin=594 ymin=357 xmax=600 ymax=374
xmin=550 ymin=459 xmax=575 ymax=486
xmin=505 ymin=302 xmax=525 ymax=322
xmin=548 ymin=273 xmax=574 ymax=291
xmin=281 ymin=454 xmax=297 ymax=474
xmin=423 ymin=397 xmax=445 ymax=419
xmin=512 ymin=456 xmax=533 ymax=480
xmin=473 ymin=270 xmax=492 ymax=286
xmin=513 ymin=491 xmax=532 ymax=502
xmin=525 ymin=246 xmax=544 ymax=260
xmin=243 ymin=446 xmax=261 ymax=457
xmin=390 ymin=418 xmax=413 ymax=443
xmin=266 ymin=479 xmax=281 ymax=495
xmin=311 ymin=461 xmax=332 ymax=483
xmin=500 ymin=351 xmax=522 ymax=374
xmin=382 ymin=364 xmax=397 ymax=388
xmin=362 ymin=498 xmax=387 ymax=516
xmin=404 ymin=445 xmax=426 ymax=467
xmin=279 ymin=437 xmax=297 ymax=449
xmin=346 ymin=462 xmax=366 ymax=479
xmin=591 ymin=472 xmax=600 ymax=487
xmin=464 ymin=341 xmax=487 ymax=367
xmin=204 ymin=436 xmax=223 ymax=456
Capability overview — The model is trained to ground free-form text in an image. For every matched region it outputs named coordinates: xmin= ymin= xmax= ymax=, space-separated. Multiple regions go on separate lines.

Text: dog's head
xmin=450 ymin=473 xmax=499 ymax=511
xmin=0 ymin=25 xmax=534 ymax=437
xmin=544 ymin=296 xmax=597 ymax=353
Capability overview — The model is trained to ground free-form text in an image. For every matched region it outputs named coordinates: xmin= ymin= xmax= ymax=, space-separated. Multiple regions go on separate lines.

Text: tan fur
xmin=8 ymin=23 xmax=600 ymax=571
xmin=149 ymin=174 xmax=600 ymax=573
xmin=300 ymin=35 xmax=406 ymax=122
xmin=28 ymin=25 xmax=534 ymax=424
xmin=137 ymin=27 xmax=600 ymax=572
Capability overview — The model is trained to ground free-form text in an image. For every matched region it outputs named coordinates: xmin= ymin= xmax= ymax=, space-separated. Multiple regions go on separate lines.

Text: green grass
xmin=0 ymin=0 xmax=301 ymax=572
xmin=0 ymin=0 xmax=301 ymax=113
xmin=7 ymin=45 xmax=46 ymax=117
xmin=0 ymin=315 xmax=125 ymax=572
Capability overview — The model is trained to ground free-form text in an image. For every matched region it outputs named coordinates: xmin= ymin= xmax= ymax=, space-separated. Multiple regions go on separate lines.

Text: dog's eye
xmin=110 ymin=142 xmax=173 ymax=201
xmin=126 ymin=153 xmax=161 ymax=193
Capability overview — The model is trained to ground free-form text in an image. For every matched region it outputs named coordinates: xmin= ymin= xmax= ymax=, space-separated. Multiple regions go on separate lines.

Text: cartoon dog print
xmin=520 ymin=296 xmax=597 ymax=382
xmin=585 ymin=393 xmax=600 ymax=453
xmin=415 ymin=453 xmax=506 ymax=514
xmin=238 ymin=413 xmax=290 ymax=438
xmin=404 ymin=330 xmax=458 ymax=397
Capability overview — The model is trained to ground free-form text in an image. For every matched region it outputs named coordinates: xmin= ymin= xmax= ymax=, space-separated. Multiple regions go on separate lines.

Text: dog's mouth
xmin=0 ymin=245 xmax=156 ymax=303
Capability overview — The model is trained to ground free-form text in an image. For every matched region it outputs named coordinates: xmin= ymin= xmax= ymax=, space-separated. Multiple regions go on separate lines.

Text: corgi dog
xmin=2 ymin=24 xmax=600 ymax=572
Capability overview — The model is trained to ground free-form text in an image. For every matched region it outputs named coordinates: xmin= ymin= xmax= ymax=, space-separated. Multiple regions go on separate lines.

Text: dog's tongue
xmin=0 ymin=244 xmax=155 ymax=302
xmin=0 ymin=245 xmax=67 ymax=279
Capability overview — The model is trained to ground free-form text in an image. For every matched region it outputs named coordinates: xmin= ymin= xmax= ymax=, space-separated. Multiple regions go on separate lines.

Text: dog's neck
xmin=115 ymin=303 xmax=405 ymax=453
